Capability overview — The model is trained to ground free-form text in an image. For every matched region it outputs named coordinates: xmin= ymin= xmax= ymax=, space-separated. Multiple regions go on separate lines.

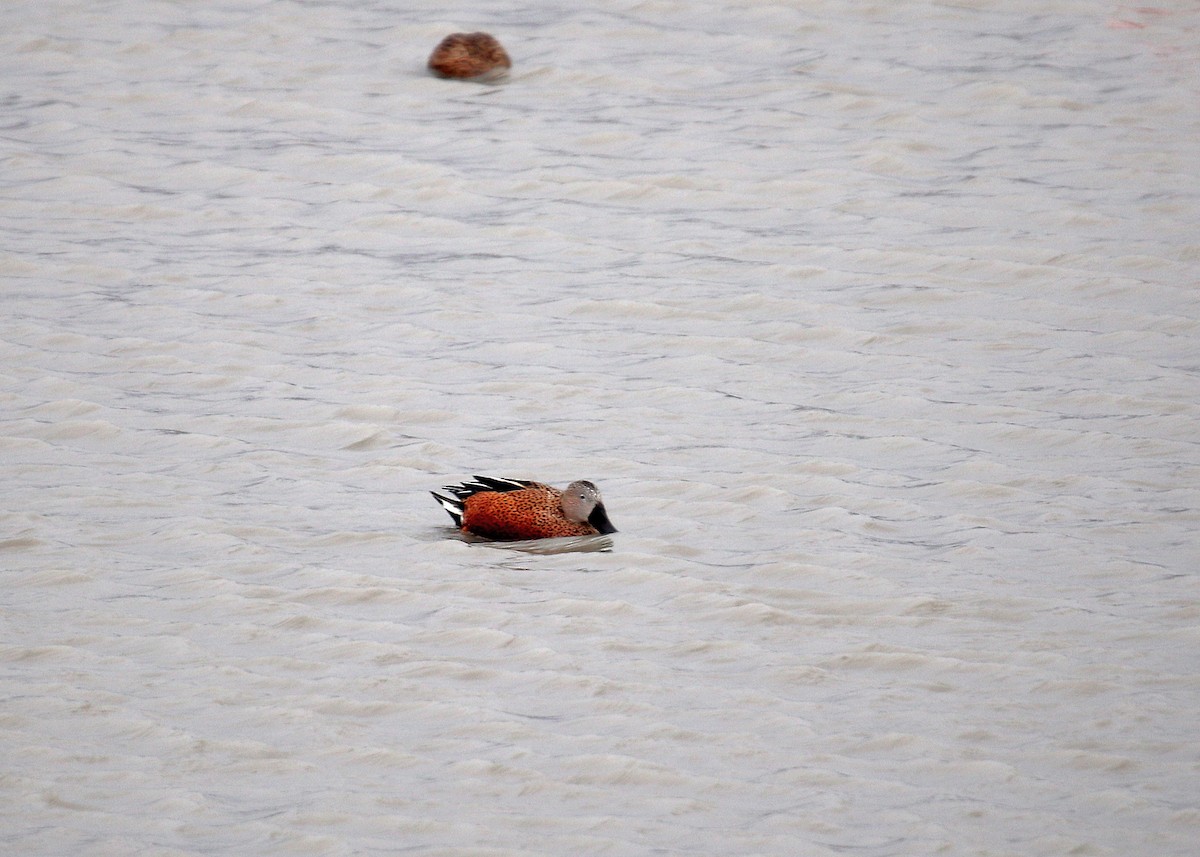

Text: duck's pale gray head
xmin=560 ymin=480 xmax=617 ymax=534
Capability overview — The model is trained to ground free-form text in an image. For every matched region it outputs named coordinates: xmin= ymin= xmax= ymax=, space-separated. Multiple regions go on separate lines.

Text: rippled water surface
xmin=3 ymin=1 xmax=1198 ymax=855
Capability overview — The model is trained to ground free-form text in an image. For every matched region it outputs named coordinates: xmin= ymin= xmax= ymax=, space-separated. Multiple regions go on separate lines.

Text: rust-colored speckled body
xmin=427 ymin=32 xmax=511 ymax=80
xmin=432 ymin=477 xmax=617 ymax=541
xmin=462 ymin=485 xmax=597 ymax=540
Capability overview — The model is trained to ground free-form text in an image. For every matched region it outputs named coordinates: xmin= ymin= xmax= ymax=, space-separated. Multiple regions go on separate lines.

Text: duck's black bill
xmin=589 ymin=503 xmax=617 ymax=535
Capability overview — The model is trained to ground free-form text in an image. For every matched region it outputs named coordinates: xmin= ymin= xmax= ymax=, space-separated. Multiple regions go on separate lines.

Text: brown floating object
xmin=427 ymin=32 xmax=511 ymax=80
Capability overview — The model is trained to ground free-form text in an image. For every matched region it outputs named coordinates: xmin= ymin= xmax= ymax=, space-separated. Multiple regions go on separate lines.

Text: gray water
xmin=3 ymin=1 xmax=1198 ymax=855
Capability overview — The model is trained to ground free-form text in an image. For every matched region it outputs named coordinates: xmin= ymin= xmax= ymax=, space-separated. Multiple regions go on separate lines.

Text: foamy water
xmin=3 ymin=1 xmax=1198 ymax=854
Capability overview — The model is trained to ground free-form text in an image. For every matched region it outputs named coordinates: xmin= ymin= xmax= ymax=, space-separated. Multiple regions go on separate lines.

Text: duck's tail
xmin=430 ymin=490 xmax=465 ymax=527
xmin=431 ymin=476 xmax=534 ymax=527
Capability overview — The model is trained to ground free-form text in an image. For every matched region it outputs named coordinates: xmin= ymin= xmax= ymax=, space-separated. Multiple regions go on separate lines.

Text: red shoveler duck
xmin=432 ymin=476 xmax=617 ymax=541
xmin=427 ymin=32 xmax=512 ymax=81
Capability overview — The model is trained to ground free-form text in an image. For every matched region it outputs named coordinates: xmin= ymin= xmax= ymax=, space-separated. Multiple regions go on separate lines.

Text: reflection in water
xmin=469 ymin=533 xmax=615 ymax=554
